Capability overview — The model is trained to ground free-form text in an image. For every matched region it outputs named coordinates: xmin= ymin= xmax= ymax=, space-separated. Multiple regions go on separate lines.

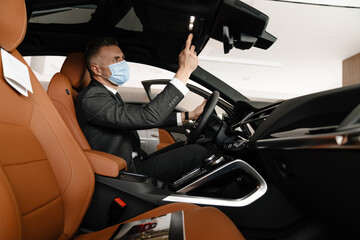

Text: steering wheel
xmin=185 ymin=90 xmax=220 ymax=145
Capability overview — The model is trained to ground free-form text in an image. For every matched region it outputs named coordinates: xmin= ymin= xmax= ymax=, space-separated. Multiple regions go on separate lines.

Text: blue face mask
xmin=106 ymin=60 xmax=130 ymax=86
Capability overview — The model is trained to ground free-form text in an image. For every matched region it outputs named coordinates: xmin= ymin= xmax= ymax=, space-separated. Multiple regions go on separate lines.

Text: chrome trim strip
xmin=163 ymin=160 xmax=267 ymax=207
xmin=257 ymin=128 xmax=360 ymax=150
xmin=176 ymin=159 xmax=247 ymax=193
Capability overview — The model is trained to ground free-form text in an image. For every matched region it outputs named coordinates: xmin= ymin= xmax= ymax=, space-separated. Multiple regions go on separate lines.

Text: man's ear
xmin=91 ymin=64 xmax=101 ymax=76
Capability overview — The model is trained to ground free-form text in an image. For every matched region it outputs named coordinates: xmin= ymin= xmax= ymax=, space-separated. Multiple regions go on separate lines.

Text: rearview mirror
xmin=212 ymin=0 xmax=276 ymax=53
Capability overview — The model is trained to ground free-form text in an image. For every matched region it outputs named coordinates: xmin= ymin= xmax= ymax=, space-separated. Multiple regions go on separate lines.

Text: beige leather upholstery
xmin=0 ymin=0 xmax=245 ymax=239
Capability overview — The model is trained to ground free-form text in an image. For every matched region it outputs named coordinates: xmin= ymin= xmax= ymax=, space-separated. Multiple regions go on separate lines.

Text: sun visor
xmin=210 ymin=0 xmax=276 ymax=53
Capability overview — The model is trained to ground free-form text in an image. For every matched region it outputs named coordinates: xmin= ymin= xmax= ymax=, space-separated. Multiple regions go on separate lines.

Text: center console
xmin=81 ymin=154 xmax=268 ymax=231
xmin=165 ymin=156 xmax=267 ymax=207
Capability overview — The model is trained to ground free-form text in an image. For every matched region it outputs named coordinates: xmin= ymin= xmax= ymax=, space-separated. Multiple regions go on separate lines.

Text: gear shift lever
xmin=170 ymin=155 xmax=225 ymax=190
xmin=202 ymin=154 xmax=225 ymax=170
xmin=204 ymin=154 xmax=216 ymax=164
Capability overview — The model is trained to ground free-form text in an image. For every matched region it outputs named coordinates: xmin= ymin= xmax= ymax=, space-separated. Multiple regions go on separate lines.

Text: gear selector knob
xmin=204 ymin=154 xmax=216 ymax=164
xmin=203 ymin=155 xmax=225 ymax=169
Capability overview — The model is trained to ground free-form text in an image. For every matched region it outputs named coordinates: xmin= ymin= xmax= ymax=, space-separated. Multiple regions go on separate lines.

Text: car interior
xmin=0 ymin=0 xmax=247 ymax=239
xmin=2 ymin=0 xmax=360 ymax=239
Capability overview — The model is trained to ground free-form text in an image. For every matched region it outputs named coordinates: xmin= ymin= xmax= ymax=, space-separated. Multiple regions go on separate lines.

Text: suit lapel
xmin=90 ymin=79 xmax=122 ymax=102
xmin=115 ymin=92 xmax=122 ymax=101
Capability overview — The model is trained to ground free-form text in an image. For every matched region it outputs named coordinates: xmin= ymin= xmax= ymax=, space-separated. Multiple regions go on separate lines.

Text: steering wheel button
xmin=233 ymin=141 xmax=241 ymax=148
xmin=225 ymin=143 xmax=232 ymax=149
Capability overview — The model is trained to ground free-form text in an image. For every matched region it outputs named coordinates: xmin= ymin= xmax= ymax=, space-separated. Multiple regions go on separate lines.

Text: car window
xmin=24 ymin=56 xmax=66 ymax=90
xmin=23 ymin=56 xmax=173 ymax=93
xmin=198 ymin=2 xmax=360 ymax=102
xmin=115 ymin=7 xmax=143 ymax=31
xmin=24 ymin=56 xmax=223 ymax=118
xmin=29 ymin=5 xmax=97 ymax=24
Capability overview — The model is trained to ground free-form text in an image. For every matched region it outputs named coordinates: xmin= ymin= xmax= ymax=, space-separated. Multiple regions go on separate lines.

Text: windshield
xmin=199 ymin=0 xmax=360 ymax=102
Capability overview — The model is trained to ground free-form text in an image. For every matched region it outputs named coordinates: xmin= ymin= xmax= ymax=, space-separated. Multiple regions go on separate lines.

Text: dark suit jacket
xmin=76 ymin=79 xmax=184 ymax=172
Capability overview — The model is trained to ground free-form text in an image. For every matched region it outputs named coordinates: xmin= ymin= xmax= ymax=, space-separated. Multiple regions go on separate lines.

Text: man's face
xmin=91 ymin=45 xmax=125 ymax=79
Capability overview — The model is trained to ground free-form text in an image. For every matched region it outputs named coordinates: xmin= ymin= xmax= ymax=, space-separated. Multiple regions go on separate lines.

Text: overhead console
xmin=132 ymin=0 xmax=276 ymax=60
xmin=132 ymin=0 xmax=223 ymax=60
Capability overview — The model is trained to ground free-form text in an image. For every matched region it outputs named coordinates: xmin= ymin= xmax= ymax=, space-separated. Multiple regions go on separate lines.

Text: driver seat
xmin=47 ymin=54 xmax=127 ymax=176
xmin=0 ymin=0 xmax=245 ymax=239
xmin=47 ymin=52 xmax=91 ymax=150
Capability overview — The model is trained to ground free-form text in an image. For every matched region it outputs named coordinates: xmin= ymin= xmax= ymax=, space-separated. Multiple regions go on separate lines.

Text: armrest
xmin=84 ymin=149 xmax=127 ymax=177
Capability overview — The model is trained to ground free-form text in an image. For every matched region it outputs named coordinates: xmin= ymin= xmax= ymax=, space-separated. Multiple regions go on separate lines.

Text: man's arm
xmin=160 ymin=99 xmax=207 ymax=128
xmin=81 ymin=83 xmax=184 ymax=130
xmin=180 ymin=100 xmax=207 ymax=123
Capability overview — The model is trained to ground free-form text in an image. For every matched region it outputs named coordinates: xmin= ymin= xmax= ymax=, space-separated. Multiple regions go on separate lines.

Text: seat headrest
xmin=60 ymin=52 xmax=90 ymax=90
xmin=0 ymin=0 xmax=27 ymax=51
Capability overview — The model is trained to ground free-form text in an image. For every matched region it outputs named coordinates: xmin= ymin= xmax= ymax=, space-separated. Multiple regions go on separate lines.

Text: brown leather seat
xmin=47 ymin=68 xmax=127 ymax=177
xmin=0 ymin=0 xmax=245 ymax=239
xmin=48 ymin=54 xmax=129 ymax=176
xmin=47 ymin=52 xmax=91 ymax=150
xmin=59 ymin=52 xmax=91 ymax=104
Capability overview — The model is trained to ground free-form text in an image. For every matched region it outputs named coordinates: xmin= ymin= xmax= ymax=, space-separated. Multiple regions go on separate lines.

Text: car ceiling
xmin=21 ymin=0 xmax=276 ymax=64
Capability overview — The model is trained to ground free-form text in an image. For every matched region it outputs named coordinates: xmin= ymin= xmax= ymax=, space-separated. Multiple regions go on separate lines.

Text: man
xmin=76 ymin=34 xmax=209 ymax=183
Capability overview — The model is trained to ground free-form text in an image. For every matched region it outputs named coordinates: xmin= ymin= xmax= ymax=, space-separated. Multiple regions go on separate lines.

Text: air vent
xmin=239 ymin=104 xmax=280 ymax=138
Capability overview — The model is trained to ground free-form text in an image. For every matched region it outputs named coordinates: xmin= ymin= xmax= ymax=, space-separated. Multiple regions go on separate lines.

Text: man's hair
xmin=84 ymin=36 xmax=119 ymax=76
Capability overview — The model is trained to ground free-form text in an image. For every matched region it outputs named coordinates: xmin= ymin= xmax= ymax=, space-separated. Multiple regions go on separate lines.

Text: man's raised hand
xmin=175 ymin=34 xmax=199 ymax=84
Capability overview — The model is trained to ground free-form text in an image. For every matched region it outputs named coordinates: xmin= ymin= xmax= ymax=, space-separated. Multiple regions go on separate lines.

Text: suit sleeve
xmin=159 ymin=112 xmax=178 ymax=128
xmin=81 ymin=83 xmax=183 ymax=130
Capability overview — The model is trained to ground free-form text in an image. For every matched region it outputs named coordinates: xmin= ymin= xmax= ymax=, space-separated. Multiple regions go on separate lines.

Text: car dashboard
xmin=227 ymin=83 xmax=360 ymax=144
xmin=228 ymin=83 xmax=360 ymax=236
